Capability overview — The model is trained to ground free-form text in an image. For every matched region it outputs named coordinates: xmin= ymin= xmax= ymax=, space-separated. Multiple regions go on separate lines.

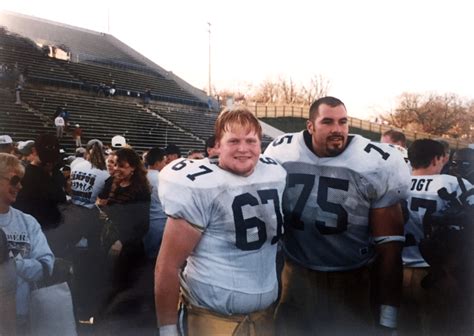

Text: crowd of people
xmin=0 ymin=96 xmax=473 ymax=336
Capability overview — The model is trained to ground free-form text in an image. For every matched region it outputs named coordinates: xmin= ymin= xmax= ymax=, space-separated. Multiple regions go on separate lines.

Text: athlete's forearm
xmin=376 ymin=242 xmax=403 ymax=306
xmin=154 ymin=262 xmax=181 ymax=326
xmin=374 ymin=242 xmax=403 ymax=328
xmin=154 ymin=217 xmax=202 ymax=326
xmin=370 ymin=206 xmax=404 ymax=308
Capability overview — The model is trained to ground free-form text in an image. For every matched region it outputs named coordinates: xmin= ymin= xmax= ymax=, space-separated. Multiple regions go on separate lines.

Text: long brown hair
xmin=110 ymin=148 xmax=149 ymax=199
xmin=87 ymin=140 xmax=106 ymax=170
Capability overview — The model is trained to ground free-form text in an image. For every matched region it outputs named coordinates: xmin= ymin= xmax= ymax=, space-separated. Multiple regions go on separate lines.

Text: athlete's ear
xmin=215 ymin=138 xmax=221 ymax=150
xmin=431 ymin=155 xmax=444 ymax=170
xmin=306 ymin=120 xmax=314 ymax=135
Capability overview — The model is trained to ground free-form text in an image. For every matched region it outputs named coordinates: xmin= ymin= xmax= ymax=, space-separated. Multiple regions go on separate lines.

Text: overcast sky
xmin=2 ymin=0 xmax=473 ymax=119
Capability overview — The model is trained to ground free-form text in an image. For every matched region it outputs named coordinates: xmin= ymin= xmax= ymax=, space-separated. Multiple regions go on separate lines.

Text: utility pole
xmin=208 ymin=22 xmax=212 ymax=97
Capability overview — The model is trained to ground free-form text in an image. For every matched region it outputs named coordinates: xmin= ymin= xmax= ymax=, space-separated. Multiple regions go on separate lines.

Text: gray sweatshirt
xmin=0 ymin=207 xmax=54 ymax=317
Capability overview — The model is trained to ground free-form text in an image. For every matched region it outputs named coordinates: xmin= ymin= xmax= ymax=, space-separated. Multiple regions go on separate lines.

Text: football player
xmin=380 ymin=129 xmax=407 ymax=148
xmin=155 ymin=107 xmax=287 ymax=336
xmin=400 ymin=139 xmax=473 ymax=335
xmin=264 ymin=96 xmax=410 ymax=335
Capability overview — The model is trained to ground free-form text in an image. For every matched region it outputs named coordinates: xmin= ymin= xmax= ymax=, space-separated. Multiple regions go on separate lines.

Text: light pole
xmin=208 ymin=22 xmax=212 ymax=97
xmin=107 ymin=7 xmax=110 ymax=33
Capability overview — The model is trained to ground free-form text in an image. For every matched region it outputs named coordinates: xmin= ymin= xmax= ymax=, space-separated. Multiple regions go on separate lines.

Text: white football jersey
xmin=159 ymin=156 xmax=287 ymax=296
xmin=264 ymin=131 xmax=410 ymax=271
xmin=403 ymin=174 xmax=473 ymax=267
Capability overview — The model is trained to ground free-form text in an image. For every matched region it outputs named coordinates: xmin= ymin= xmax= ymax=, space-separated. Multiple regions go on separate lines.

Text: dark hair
xmin=382 ymin=130 xmax=407 ymax=148
xmin=188 ymin=149 xmax=204 ymax=157
xmin=204 ymin=135 xmax=216 ymax=157
xmin=165 ymin=144 xmax=181 ymax=157
xmin=309 ymin=96 xmax=345 ymax=121
xmin=146 ymin=147 xmax=166 ymax=166
xmin=408 ymin=139 xmax=445 ymax=169
xmin=434 ymin=138 xmax=450 ymax=156
xmin=113 ymin=148 xmax=150 ymax=198
xmin=35 ymin=133 xmax=60 ymax=165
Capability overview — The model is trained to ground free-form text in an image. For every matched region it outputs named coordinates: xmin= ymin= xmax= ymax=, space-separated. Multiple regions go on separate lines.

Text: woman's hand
xmin=109 ymin=240 xmax=123 ymax=257
xmin=96 ymin=198 xmax=108 ymax=206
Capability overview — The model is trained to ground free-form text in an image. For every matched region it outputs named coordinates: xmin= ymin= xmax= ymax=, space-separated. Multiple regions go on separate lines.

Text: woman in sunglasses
xmin=0 ymin=153 xmax=54 ymax=334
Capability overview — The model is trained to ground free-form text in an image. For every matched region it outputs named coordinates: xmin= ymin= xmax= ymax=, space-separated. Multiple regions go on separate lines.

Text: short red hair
xmin=215 ymin=106 xmax=262 ymax=142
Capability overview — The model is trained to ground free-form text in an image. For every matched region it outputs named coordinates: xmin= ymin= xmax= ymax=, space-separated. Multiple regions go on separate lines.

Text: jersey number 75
xmin=286 ymin=174 xmax=349 ymax=234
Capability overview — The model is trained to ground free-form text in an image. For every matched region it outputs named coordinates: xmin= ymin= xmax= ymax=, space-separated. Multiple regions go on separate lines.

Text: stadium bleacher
xmin=20 ymin=88 xmax=207 ymax=154
xmin=58 ymin=60 xmax=199 ymax=103
xmin=0 ymin=89 xmax=50 ymax=140
xmin=0 ymin=15 xmax=221 ymax=155
xmin=0 ymin=29 xmax=83 ymax=86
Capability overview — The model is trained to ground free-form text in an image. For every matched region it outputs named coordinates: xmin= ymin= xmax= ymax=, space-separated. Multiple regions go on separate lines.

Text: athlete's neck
xmin=411 ymin=168 xmax=439 ymax=176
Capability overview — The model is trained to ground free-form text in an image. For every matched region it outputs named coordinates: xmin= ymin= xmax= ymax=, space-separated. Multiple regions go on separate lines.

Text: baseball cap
xmin=17 ymin=140 xmax=35 ymax=155
xmin=111 ymin=135 xmax=127 ymax=148
xmin=64 ymin=155 xmax=76 ymax=165
xmin=75 ymin=147 xmax=86 ymax=157
xmin=0 ymin=135 xmax=13 ymax=144
xmin=86 ymin=139 xmax=103 ymax=151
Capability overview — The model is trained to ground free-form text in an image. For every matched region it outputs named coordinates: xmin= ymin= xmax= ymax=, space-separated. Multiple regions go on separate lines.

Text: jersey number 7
xmin=404 ymin=197 xmax=437 ymax=246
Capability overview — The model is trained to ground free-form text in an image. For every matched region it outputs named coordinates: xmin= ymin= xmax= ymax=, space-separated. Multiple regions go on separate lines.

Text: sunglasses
xmin=1 ymin=175 xmax=22 ymax=187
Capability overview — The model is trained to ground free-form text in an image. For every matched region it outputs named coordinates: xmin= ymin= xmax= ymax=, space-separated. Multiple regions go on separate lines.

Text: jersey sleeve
xmin=368 ymin=143 xmax=411 ymax=209
xmin=158 ymin=159 xmax=215 ymax=229
xmin=263 ymin=133 xmax=296 ymax=164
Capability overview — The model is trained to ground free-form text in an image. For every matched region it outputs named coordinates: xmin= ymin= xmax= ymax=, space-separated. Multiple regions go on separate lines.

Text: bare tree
xmin=383 ymin=92 xmax=422 ymax=128
xmin=278 ymin=77 xmax=298 ymax=104
xmin=301 ymin=74 xmax=331 ymax=105
xmin=383 ymin=92 xmax=474 ymax=141
xmin=252 ymin=79 xmax=280 ymax=104
xmin=214 ymin=74 xmax=331 ymax=107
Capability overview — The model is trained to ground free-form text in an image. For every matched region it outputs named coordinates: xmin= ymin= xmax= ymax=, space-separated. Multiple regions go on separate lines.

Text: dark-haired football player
xmin=400 ymin=139 xmax=473 ymax=335
xmin=265 ymin=96 xmax=410 ymax=335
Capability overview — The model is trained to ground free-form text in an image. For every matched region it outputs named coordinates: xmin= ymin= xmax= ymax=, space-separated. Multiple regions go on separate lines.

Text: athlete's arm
xmin=370 ymin=202 xmax=404 ymax=328
xmin=154 ymin=217 xmax=202 ymax=327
